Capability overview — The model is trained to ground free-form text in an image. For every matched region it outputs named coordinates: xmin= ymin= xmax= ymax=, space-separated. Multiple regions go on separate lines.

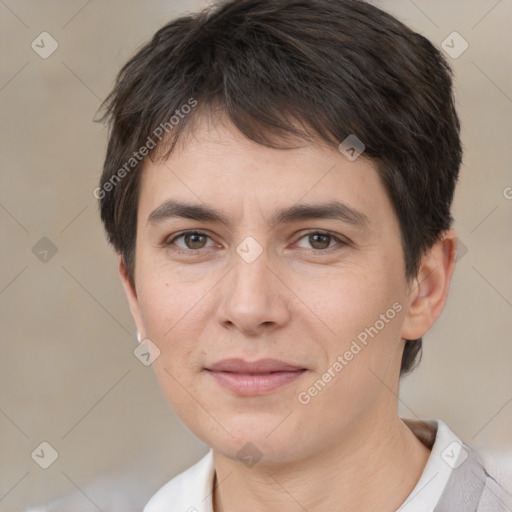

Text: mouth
xmin=205 ymin=358 xmax=307 ymax=396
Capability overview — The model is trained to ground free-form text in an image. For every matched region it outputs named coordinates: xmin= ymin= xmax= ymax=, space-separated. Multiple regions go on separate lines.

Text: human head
xmin=97 ymin=0 xmax=461 ymax=377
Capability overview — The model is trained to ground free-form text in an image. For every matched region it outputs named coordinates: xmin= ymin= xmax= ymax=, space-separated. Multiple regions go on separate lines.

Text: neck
xmin=212 ymin=413 xmax=431 ymax=512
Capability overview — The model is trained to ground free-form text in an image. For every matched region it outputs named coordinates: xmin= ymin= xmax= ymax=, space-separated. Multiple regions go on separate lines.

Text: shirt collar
xmin=144 ymin=418 xmax=460 ymax=512
xmin=397 ymin=418 xmax=460 ymax=512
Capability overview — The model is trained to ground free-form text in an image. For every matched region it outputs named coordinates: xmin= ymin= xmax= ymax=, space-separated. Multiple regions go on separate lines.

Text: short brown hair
xmin=97 ymin=0 xmax=462 ymax=375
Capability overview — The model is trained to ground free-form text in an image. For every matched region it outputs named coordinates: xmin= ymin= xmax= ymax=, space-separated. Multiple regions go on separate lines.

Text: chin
xmin=204 ymin=418 xmax=308 ymax=467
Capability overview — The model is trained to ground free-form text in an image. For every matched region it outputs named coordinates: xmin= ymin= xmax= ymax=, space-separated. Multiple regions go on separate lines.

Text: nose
xmin=215 ymin=244 xmax=292 ymax=336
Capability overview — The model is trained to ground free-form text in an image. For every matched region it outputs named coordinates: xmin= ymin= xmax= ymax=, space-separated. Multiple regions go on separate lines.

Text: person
xmin=96 ymin=0 xmax=512 ymax=510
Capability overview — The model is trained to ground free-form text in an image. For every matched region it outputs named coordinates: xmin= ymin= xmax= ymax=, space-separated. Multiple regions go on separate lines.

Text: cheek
xmin=297 ymin=280 xmax=405 ymax=428
xmin=136 ymin=254 xmax=212 ymax=330
xmin=309 ymin=270 xmax=384 ymax=333
xmin=136 ymin=275 xmax=210 ymax=413
xmin=136 ymin=271 xmax=208 ymax=368
xmin=309 ymin=264 xmax=406 ymax=371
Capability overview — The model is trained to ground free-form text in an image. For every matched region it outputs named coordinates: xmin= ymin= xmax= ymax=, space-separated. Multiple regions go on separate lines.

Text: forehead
xmin=137 ymin=116 xmax=394 ymax=230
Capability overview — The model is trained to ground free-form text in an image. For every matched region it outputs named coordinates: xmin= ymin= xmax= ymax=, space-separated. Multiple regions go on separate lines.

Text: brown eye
xmin=183 ymin=233 xmax=208 ymax=249
xmin=166 ymin=231 xmax=215 ymax=252
xmin=295 ymin=231 xmax=346 ymax=251
xmin=308 ymin=233 xmax=331 ymax=250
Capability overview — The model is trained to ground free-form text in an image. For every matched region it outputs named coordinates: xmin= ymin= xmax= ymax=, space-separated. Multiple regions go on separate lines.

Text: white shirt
xmin=144 ymin=418 xmax=466 ymax=512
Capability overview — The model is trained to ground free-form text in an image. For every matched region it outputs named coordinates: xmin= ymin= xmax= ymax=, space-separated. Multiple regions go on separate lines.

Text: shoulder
xmin=475 ymin=451 xmax=512 ymax=511
xmin=143 ymin=449 xmax=215 ymax=512
xmin=402 ymin=417 xmax=512 ymax=511
xmin=436 ymin=437 xmax=512 ymax=511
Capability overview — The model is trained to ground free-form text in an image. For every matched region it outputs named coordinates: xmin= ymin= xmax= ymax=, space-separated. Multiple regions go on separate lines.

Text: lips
xmin=205 ymin=358 xmax=307 ymax=396
xmin=207 ymin=358 xmax=305 ymax=374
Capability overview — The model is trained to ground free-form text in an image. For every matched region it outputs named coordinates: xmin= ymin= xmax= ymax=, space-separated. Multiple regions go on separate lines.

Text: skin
xmin=120 ymin=114 xmax=458 ymax=512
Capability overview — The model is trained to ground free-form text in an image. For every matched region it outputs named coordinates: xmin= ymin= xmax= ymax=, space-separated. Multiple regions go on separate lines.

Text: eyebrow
xmin=146 ymin=199 xmax=369 ymax=229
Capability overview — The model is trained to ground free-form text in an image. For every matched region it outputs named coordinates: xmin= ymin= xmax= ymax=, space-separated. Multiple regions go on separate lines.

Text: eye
xmin=295 ymin=231 xmax=347 ymax=251
xmin=163 ymin=229 xmax=348 ymax=255
xmin=165 ymin=231 xmax=216 ymax=252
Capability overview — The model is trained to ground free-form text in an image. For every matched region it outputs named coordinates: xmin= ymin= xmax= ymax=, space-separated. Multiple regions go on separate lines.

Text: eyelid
xmin=163 ymin=230 xmax=218 ymax=249
xmin=293 ymin=229 xmax=350 ymax=250
xmin=163 ymin=229 xmax=350 ymax=253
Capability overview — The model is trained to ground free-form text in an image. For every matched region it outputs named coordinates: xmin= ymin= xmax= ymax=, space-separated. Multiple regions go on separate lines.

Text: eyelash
xmin=163 ymin=230 xmax=348 ymax=255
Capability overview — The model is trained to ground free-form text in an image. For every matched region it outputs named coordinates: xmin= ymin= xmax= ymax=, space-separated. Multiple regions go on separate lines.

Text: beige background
xmin=0 ymin=0 xmax=511 ymax=510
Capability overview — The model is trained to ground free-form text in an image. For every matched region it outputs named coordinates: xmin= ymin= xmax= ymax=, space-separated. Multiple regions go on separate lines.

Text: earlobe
xmin=118 ymin=256 xmax=146 ymax=338
xmin=401 ymin=230 xmax=458 ymax=340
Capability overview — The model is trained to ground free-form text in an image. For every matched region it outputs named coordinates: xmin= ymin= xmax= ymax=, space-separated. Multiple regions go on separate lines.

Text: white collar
xmin=144 ymin=447 xmax=215 ymax=512
xmin=398 ymin=418 xmax=461 ymax=511
xmin=144 ymin=418 xmax=459 ymax=512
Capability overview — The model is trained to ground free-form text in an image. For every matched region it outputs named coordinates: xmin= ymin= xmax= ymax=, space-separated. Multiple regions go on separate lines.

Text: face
xmin=121 ymin=116 xmax=427 ymax=465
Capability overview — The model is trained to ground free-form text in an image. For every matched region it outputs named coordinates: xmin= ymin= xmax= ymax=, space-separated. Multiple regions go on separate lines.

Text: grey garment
xmin=434 ymin=443 xmax=512 ymax=512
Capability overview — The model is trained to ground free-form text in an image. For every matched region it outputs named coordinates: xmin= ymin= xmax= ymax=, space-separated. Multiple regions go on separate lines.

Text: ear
xmin=401 ymin=229 xmax=458 ymax=340
xmin=118 ymin=255 xmax=146 ymax=338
